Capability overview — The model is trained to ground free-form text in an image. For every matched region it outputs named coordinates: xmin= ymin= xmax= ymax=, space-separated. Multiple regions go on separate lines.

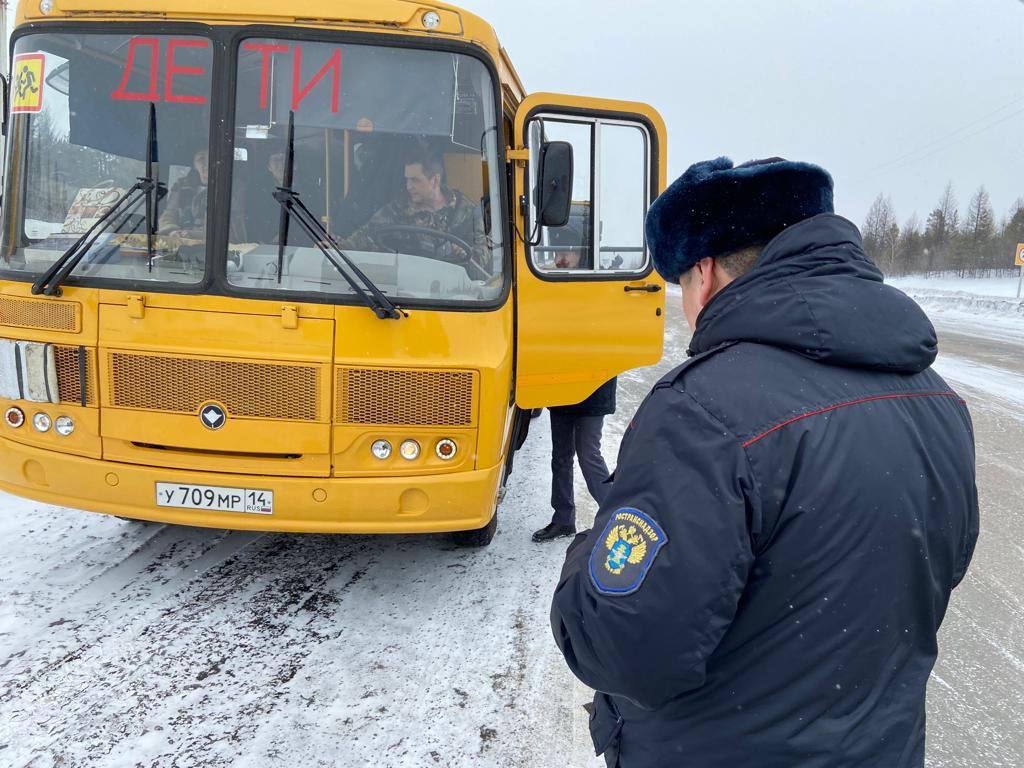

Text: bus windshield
xmin=227 ymin=38 xmax=506 ymax=305
xmin=1 ymin=32 xmax=213 ymax=286
xmin=0 ymin=33 xmax=506 ymax=305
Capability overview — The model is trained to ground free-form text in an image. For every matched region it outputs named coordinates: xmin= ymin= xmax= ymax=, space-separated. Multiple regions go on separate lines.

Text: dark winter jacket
xmin=550 ymin=214 xmax=979 ymax=768
xmin=550 ymin=378 xmax=617 ymax=418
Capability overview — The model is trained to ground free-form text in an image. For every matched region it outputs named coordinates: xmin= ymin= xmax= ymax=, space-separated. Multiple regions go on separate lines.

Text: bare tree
xmin=924 ymin=182 xmax=959 ymax=273
xmin=925 ymin=182 xmax=959 ymax=243
xmin=897 ymin=213 xmax=923 ymax=275
xmin=865 ymin=183 xmax=1021 ymax=276
xmin=863 ymin=193 xmax=899 ymax=272
xmin=1011 ymin=197 xmax=1024 ymax=217
xmin=963 ymin=185 xmax=995 ymax=271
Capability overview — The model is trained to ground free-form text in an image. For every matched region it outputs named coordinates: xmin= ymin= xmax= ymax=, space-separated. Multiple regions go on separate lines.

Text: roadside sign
xmin=1017 ymin=244 xmax=1024 ymax=299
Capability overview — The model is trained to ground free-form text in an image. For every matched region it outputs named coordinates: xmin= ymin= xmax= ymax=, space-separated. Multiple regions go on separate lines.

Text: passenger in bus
xmin=162 ymin=148 xmax=248 ymax=245
xmin=159 ymin=149 xmax=210 ymax=240
xmin=332 ymin=132 xmax=407 ymax=237
xmin=239 ymin=151 xmax=287 ymax=244
xmin=544 ymin=223 xmax=592 ymax=271
xmin=342 ymin=147 xmax=487 ymax=271
xmin=267 ymin=151 xmax=286 ymax=188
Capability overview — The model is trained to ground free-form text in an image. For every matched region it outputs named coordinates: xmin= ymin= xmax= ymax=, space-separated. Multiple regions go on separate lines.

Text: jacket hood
xmin=688 ymin=214 xmax=937 ymax=373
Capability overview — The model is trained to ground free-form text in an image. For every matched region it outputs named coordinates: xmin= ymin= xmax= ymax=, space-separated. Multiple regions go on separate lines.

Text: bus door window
xmin=528 ymin=116 xmax=650 ymax=277
xmin=598 ymin=123 xmax=649 ymax=272
xmin=529 ymin=119 xmax=594 ymax=273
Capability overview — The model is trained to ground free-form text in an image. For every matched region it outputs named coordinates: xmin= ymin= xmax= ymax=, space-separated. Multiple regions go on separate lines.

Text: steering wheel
xmin=370 ymin=224 xmax=493 ymax=281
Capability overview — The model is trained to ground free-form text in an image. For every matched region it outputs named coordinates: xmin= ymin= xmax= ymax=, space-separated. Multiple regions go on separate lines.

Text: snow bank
xmin=888 ymin=274 xmax=1020 ymax=299
xmin=933 ymin=356 xmax=1024 ymax=412
xmin=886 ymin=275 xmax=1024 ymax=340
xmin=899 ymin=288 xmax=1024 ymax=320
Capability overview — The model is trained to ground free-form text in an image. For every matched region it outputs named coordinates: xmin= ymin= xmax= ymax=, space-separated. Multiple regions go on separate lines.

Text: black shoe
xmin=532 ymin=522 xmax=576 ymax=542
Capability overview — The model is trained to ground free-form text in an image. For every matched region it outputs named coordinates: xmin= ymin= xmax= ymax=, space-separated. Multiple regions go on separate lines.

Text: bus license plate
xmin=155 ymin=483 xmax=274 ymax=515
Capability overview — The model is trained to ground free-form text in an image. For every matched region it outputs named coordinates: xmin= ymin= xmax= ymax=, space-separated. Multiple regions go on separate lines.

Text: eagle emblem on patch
xmin=589 ymin=508 xmax=668 ymax=596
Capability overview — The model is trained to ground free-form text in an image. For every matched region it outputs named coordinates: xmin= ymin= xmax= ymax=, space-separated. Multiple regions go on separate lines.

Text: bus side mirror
xmin=537 ymin=140 xmax=573 ymax=228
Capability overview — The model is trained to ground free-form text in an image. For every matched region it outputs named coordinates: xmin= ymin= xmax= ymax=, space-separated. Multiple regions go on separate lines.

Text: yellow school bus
xmin=0 ymin=0 xmax=666 ymax=545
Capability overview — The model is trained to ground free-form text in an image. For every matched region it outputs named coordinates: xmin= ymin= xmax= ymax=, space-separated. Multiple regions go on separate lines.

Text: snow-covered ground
xmin=933 ymin=356 xmax=1024 ymax=414
xmin=889 ymin=272 xmax=1022 ymax=299
xmin=888 ymin=273 xmax=1024 ymax=344
xmin=0 ymin=426 xmax=607 ymax=767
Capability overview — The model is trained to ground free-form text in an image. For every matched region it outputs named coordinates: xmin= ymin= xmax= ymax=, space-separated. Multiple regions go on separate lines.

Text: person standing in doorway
xmin=532 ymin=378 xmax=616 ymax=543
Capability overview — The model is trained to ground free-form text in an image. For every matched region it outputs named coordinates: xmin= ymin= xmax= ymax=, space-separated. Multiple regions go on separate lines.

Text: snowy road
xmin=928 ymin=329 xmax=1024 ymax=768
xmin=1 ymin=290 xmax=1021 ymax=767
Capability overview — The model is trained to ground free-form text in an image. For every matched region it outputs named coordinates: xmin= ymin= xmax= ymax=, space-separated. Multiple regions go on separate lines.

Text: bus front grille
xmin=336 ymin=367 xmax=475 ymax=426
xmin=0 ymin=296 xmax=80 ymax=332
xmin=108 ymin=352 xmax=321 ymax=421
xmin=54 ymin=345 xmax=96 ymax=405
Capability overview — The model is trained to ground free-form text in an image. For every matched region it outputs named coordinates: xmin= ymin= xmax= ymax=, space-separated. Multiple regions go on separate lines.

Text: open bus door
xmin=512 ymin=93 xmax=667 ymax=409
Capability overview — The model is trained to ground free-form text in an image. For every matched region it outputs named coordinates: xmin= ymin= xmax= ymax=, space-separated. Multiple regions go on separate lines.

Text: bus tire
xmin=451 ymin=511 xmax=497 ymax=547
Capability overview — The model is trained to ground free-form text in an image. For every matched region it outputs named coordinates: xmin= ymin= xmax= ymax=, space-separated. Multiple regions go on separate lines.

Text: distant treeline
xmin=861 ymin=183 xmax=1023 ymax=277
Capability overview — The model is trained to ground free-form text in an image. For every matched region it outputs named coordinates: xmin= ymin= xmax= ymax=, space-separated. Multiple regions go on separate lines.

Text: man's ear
xmin=696 ymin=258 xmax=717 ymax=307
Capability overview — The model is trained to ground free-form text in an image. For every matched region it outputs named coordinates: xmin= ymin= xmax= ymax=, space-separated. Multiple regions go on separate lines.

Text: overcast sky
xmin=3 ymin=1 xmax=1020 ymax=227
xmin=459 ymin=0 xmax=1024 ymax=228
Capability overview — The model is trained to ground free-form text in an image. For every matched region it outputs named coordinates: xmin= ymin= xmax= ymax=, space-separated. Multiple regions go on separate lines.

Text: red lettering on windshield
xmin=165 ymin=39 xmax=209 ymax=104
xmin=291 ymin=46 xmax=341 ymax=113
xmin=243 ymin=41 xmax=289 ymax=110
xmin=111 ymin=37 xmax=161 ymax=101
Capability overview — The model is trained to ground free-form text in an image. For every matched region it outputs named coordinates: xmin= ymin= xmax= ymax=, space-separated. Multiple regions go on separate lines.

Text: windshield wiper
xmin=144 ymin=102 xmax=163 ymax=273
xmin=33 ymin=102 xmax=165 ymax=296
xmin=272 ymin=111 xmax=402 ymax=320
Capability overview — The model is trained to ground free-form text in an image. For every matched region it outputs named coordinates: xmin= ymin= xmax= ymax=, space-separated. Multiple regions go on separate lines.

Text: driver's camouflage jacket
xmin=342 ymin=188 xmax=488 ymax=267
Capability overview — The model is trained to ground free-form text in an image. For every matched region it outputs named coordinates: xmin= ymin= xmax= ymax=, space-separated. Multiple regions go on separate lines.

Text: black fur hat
xmin=645 ymin=156 xmax=834 ymax=283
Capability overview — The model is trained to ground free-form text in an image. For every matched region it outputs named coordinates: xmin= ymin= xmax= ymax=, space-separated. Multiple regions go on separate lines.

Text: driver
xmin=342 ymin=147 xmax=487 ymax=269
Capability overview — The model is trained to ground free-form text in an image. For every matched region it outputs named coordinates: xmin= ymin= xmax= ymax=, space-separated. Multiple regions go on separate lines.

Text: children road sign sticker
xmin=1016 ymin=243 xmax=1024 ymax=267
xmin=11 ymin=54 xmax=45 ymax=114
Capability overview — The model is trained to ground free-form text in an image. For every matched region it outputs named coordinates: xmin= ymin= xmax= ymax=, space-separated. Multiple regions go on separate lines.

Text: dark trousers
xmin=550 ymin=411 xmax=611 ymax=528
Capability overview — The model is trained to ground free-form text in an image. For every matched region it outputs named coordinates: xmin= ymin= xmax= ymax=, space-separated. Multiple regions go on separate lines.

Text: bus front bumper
xmin=0 ymin=438 xmax=502 ymax=534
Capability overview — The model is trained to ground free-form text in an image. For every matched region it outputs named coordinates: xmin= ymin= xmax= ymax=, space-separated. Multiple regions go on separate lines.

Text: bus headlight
xmin=55 ymin=416 xmax=75 ymax=436
xmin=435 ymin=439 xmax=457 ymax=461
xmin=399 ymin=440 xmax=420 ymax=461
xmin=39 ymin=0 xmax=53 ymax=14
xmin=422 ymin=11 xmax=441 ymax=29
xmin=32 ymin=412 xmax=51 ymax=432
xmin=5 ymin=407 xmax=25 ymax=428
xmin=371 ymin=440 xmax=392 ymax=460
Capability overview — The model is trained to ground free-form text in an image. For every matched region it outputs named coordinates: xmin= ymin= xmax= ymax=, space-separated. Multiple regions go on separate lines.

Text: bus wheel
xmin=451 ymin=511 xmax=497 ymax=547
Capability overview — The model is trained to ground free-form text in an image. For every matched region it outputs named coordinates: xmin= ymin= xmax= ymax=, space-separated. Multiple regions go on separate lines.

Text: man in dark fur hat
xmin=550 ymin=157 xmax=979 ymax=767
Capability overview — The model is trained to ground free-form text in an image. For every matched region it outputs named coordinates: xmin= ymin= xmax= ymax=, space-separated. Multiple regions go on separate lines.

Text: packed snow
xmin=887 ymin=273 xmax=1024 ymax=344
xmin=888 ymin=273 xmax=1023 ymax=300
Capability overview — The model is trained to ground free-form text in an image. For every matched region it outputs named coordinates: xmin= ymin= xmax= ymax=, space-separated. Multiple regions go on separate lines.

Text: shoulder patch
xmin=588 ymin=508 xmax=668 ymax=596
